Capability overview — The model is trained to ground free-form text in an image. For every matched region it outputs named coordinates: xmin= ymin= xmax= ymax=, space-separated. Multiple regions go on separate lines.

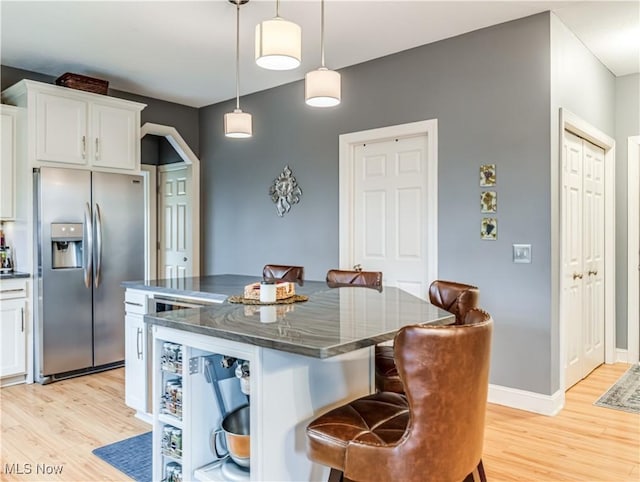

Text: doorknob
xmin=572 ymin=272 xmax=583 ymax=280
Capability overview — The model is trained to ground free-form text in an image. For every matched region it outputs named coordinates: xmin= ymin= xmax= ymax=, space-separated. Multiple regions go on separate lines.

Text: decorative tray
xmin=227 ymin=294 xmax=308 ymax=305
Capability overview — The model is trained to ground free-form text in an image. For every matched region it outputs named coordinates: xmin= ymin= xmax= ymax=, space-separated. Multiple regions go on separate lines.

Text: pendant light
xmin=305 ymin=0 xmax=341 ymax=107
xmin=255 ymin=0 xmax=301 ymax=70
xmin=225 ymin=0 xmax=252 ymax=138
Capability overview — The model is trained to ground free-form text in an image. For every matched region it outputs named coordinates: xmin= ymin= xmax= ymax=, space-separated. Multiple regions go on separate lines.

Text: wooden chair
xmin=262 ymin=264 xmax=304 ymax=286
xmin=325 ymin=269 xmax=383 ymax=292
xmin=306 ymin=309 xmax=493 ymax=482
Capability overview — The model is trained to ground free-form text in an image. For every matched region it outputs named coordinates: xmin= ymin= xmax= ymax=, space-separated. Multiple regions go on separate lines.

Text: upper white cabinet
xmin=91 ymin=102 xmax=138 ymax=170
xmin=35 ymin=92 xmax=87 ymax=165
xmin=2 ymin=79 xmax=145 ymax=173
xmin=0 ymin=105 xmax=19 ymax=220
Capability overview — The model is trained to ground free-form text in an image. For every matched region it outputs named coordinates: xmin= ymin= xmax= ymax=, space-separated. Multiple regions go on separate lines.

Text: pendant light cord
xmin=320 ymin=0 xmax=325 ymax=67
xmin=235 ymin=0 xmax=240 ymax=110
xmin=276 ymin=0 xmax=280 ymax=17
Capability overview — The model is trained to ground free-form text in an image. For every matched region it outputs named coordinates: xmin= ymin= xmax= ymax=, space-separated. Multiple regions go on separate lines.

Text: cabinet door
xmin=0 ymin=299 xmax=26 ymax=378
xmin=36 ymin=92 xmax=88 ymax=165
xmin=125 ymin=313 xmax=147 ymax=412
xmin=91 ymin=103 xmax=137 ymax=170
xmin=0 ymin=109 xmax=16 ymax=219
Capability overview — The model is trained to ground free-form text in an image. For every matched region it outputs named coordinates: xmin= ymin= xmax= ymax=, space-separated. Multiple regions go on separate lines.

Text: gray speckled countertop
xmin=128 ymin=275 xmax=454 ymax=358
xmin=0 ymin=271 xmax=31 ymax=280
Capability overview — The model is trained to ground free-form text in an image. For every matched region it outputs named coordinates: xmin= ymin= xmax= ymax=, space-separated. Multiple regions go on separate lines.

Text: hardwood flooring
xmin=0 ymin=363 xmax=638 ymax=481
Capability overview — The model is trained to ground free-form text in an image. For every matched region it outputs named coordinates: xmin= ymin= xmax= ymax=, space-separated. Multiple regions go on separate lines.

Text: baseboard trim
xmin=615 ymin=348 xmax=628 ymax=363
xmin=488 ymin=384 xmax=564 ymax=416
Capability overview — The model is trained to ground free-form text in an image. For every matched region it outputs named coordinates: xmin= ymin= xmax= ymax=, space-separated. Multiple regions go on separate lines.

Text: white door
xmin=582 ymin=140 xmax=605 ymax=373
xmin=158 ymin=166 xmax=192 ymax=281
xmin=563 ymin=130 xmax=605 ymax=388
xmin=353 ymin=135 xmax=430 ymax=299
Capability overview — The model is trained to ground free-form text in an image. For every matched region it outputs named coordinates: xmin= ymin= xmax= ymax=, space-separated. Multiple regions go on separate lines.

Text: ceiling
xmin=1 ymin=1 xmax=638 ymax=108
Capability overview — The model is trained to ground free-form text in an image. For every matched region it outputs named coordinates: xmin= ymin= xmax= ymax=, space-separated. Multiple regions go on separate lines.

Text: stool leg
xmin=328 ymin=468 xmax=344 ymax=482
xmin=463 ymin=460 xmax=487 ymax=482
xmin=476 ymin=459 xmax=487 ymax=482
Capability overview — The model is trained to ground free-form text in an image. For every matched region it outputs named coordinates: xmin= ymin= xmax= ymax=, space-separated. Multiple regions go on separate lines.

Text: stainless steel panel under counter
xmin=141 ymin=275 xmax=454 ymax=359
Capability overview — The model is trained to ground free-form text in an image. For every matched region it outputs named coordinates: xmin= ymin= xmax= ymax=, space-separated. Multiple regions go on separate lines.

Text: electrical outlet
xmin=513 ymin=244 xmax=532 ymax=263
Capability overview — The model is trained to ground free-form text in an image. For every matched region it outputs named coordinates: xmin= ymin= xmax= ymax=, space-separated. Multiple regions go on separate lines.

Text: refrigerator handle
xmin=83 ymin=202 xmax=93 ymax=288
xmin=94 ymin=203 xmax=103 ymax=288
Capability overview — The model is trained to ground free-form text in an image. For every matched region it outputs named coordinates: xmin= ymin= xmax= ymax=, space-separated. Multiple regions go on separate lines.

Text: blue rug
xmin=92 ymin=432 xmax=152 ymax=482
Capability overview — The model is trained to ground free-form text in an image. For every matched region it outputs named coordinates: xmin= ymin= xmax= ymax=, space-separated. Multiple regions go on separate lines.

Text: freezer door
xmin=92 ymin=171 xmax=144 ymax=366
xmin=36 ymin=167 xmax=93 ymax=377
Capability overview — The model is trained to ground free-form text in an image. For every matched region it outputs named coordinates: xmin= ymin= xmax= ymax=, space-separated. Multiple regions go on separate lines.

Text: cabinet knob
xmin=81 ymin=135 xmax=86 ymax=159
xmin=588 ymin=269 xmax=598 ymax=276
xmin=572 ymin=272 xmax=583 ymax=280
xmin=95 ymin=138 xmax=100 ymax=160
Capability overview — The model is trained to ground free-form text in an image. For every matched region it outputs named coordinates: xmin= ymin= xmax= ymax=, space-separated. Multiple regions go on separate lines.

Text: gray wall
xmin=200 ymin=13 xmax=553 ymax=393
xmin=1 ymin=65 xmax=200 ymax=157
xmin=549 ymin=14 xmax=617 ymax=390
xmin=615 ymin=73 xmax=640 ymax=349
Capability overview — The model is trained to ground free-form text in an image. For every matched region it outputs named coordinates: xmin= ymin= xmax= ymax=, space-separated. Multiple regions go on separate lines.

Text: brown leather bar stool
xmin=306 ymin=309 xmax=493 ymax=482
xmin=375 ymin=280 xmax=479 ymax=393
xmin=262 ymin=264 xmax=304 ymax=286
xmin=325 ymin=269 xmax=383 ymax=292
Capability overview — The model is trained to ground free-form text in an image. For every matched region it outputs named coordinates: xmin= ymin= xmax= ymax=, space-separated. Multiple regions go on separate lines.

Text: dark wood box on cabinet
xmin=55 ymin=73 xmax=109 ymax=95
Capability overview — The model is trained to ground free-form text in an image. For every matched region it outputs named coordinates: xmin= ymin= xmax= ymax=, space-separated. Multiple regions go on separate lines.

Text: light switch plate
xmin=513 ymin=244 xmax=532 ymax=263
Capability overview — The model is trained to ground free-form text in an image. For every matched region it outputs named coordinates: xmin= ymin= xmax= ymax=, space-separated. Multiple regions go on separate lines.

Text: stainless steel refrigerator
xmin=34 ymin=166 xmax=144 ymax=383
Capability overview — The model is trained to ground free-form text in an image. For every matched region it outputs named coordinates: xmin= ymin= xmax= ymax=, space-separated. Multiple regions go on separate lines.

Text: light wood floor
xmin=0 ymin=363 xmax=638 ymax=481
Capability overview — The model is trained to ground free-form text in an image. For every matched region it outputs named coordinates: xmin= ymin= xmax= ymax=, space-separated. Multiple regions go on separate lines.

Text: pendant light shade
xmin=305 ymin=0 xmax=341 ymax=107
xmin=225 ymin=0 xmax=252 ymax=139
xmin=305 ymin=67 xmax=341 ymax=107
xmin=224 ymin=109 xmax=252 ymax=138
xmin=255 ymin=18 xmax=301 ymax=70
xmin=255 ymin=0 xmax=301 ymax=70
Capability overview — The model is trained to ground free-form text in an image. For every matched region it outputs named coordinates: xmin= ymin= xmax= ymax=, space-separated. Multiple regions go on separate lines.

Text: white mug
xmin=259 ymin=281 xmax=276 ymax=303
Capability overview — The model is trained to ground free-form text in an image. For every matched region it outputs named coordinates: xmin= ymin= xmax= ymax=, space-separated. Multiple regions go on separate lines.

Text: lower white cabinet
xmin=124 ymin=289 xmax=150 ymax=419
xmin=1 ymin=298 xmax=26 ymax=378
xmin=0 ymin=279 xmax=28 ymax=383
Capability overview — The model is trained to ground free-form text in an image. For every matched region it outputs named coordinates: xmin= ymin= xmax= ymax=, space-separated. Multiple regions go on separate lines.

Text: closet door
xmin=562 ymin=131 xmax=605 ymax=389
xmin=582 ymin=141 xmax=605 ymax=375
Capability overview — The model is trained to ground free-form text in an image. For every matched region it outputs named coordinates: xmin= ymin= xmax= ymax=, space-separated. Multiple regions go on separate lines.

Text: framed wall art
xmin=481 ymin=217 xmax=497 ymax=240
xmin=480 ymin=164 xmax=496 ymax=186
xmin=481 ymin=191 xmax=497 ymax=213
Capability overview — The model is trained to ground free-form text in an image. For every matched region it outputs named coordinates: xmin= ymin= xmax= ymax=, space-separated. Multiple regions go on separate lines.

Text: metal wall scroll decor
xmin=269 ymin=165 xmax=302 ymax=217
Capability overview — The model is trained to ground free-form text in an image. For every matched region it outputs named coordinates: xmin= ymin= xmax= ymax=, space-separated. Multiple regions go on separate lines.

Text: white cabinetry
xmin=35 ymin=92 xmax=87 ymax=165
xmin=2 ymin=79 xmax=145 ymax=172
xmin=124 ymin=289 xmax=150 ymax=419
xmin=0 ymin=105 xmax=19 ymax=220
xmin=150 ymin=324 xmax=371 ymax=482
xmin=152 ymin=326 xmax=253 ymax=482
xmin=0 ymin=278 xmax=28 ymax=385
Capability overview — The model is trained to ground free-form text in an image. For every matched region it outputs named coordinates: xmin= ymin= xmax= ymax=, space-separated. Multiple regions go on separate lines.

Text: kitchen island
xmin=124 ymin=275 xmax=454 ymax=482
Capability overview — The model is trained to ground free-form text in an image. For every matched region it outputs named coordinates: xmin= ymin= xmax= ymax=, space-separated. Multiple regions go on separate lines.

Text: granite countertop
xmin=122 ymin=274 xmax=276 ymax=303
xmin=136 ymin=275 xmax=454 ymax=358
xmin=0 ymin=271 xmax=31 ymax=280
